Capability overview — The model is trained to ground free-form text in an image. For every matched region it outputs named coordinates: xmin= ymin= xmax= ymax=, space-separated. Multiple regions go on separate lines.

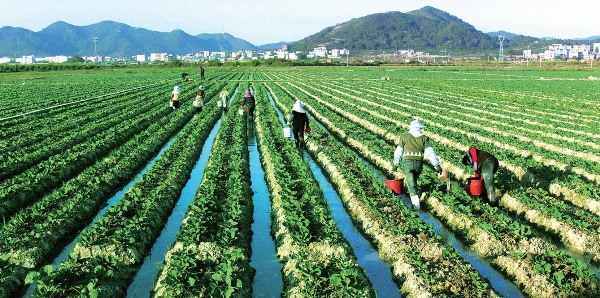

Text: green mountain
xmin=1 ymin=7 xmax=597 ymax=58
xmin=0 ymin=20 xmax=257 ymax=57
xmin=290 ymin=7 xmax=497 ymax=53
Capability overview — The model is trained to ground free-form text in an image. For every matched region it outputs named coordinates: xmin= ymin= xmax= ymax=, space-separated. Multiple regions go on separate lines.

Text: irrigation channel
xmin=247 ymin=121 xmax=284 ymax=297
xmin=268 ymin=92 xmax=401 ymax=297
xmin=125 ymin=116 xmax=222 ymax=297
xmin=267 ymin=90 xmax=525 ymax=297
xmin=22 ymin=114 xmax=187 ymax=297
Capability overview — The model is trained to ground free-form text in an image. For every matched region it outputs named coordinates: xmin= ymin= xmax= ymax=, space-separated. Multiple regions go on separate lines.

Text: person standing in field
xmin=170 ymin=86 xmax=181 ymax=109
xmin=392 ymin=119 xmax=444 ymax=209
xmin=218 ymin=89 xmax=229 ymax=112
xmin=462 ymin=146 xmax=500 ymax=204
xmin=290 ymin=100 xmax=310 ymax=148
xmin=200 ymin=66 xmax=205 ymax=80
xmin=242 ymin=89 xmax=255 ymax=118
xmin=194 ymin=85 xmax=205 ymax=112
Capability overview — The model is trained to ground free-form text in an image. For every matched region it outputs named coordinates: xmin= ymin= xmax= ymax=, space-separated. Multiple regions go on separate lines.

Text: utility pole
xmin=93 ymin=37 xmax=99 ymax=64
xmin=498 ymin=36 xmax=505 ymax=62
xmin=346 ymin=50 xmax=349 ymax=66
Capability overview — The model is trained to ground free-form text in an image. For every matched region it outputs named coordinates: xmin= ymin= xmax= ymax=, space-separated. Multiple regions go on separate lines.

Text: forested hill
xmin=290 ymin=7 xmax=497 ymax=53
xmin=0 ymin=21 xmax=257 ymax=57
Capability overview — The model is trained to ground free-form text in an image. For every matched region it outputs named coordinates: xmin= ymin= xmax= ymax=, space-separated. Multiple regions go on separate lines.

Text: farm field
xmin=0 ymin=65 xmax=599 ymax=297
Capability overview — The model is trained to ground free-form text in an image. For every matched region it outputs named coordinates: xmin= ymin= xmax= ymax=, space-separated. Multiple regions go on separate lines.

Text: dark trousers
xmin=402 ymin=159 xmax=423 ymax=196
xmin=480 ymin=157 xmax=499 ymax=193
xmin=293 ymin=129 xmax=305 ymax=148
xmin=247 ymin=104 xmax=255 ymax=117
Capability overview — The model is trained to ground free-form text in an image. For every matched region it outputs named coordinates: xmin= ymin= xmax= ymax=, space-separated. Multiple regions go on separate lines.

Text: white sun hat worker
xmin=289 ymin=100 xmax=310 ymax=148
xmin=170 ymin=86 xmax=181 ymax=109
xmin=392 ymin=119 xmax=444 ymax=208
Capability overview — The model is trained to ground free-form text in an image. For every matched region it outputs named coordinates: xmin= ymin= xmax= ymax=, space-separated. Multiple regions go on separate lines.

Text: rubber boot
xmin=410 ymin=195 xmax=420 ymax=209
xmin=488 ymin=190 xmax=496 ymax=205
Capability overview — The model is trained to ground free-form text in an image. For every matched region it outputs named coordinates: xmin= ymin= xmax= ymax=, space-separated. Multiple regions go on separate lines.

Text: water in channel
xmin=304 ymin=151 xmax=402 ymax=297
xmin=247 ymin=121 xmax=284 ymax=297
xmin=267 ymin=92 xmax=401 ymax=297
xmin=23 ymin=119 xmax=181 ymax=297
xmin=367 ymin=161 xmax=523 ymax=298
xmin=126 ymin=117 xmax=222 ymax=297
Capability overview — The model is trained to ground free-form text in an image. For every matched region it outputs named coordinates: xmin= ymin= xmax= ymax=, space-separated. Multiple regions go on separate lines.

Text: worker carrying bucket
xmin=461 ymin=146 xmax=499 ymax=204
xmin=392 ymin=119 xmax=445 ymax=209
xmin=289 ymin=100 xmax=310 ymax=149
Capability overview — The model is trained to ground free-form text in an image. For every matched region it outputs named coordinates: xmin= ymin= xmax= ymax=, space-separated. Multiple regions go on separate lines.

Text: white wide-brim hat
xmin=409 ymin=119 xmax=426 ymax=129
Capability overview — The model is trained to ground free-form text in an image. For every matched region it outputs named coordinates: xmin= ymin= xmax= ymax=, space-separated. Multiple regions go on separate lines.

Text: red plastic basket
xmin=385 ymin=178 xmax=404 ymax=195
xmin=464 ymin=176 xmax=483 ymax=196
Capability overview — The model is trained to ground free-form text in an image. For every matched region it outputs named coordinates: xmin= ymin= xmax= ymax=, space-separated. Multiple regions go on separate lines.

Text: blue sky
xmin=3 ymin=0 xmax=598 ymax=45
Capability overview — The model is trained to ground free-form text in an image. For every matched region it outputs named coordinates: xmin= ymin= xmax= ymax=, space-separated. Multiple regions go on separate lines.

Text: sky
xmin=3 ymin=0 xmax=598 ymax=45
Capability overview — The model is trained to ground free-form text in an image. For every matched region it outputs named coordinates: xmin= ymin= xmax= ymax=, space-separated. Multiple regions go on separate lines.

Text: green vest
xmin=399 ymin=132 xmax=430 ymax=161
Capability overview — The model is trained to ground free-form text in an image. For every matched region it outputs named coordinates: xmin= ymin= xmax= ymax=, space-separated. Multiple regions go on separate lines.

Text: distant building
xmin=545 ymin=44 xmax=591 ymax=60
xmin=136 ymin=54 xmax=146 ymax=62
xmin=311 ymin=45 xmax=328 ymax=58
xmin=150 ymin=53 xmax=170 ymax=62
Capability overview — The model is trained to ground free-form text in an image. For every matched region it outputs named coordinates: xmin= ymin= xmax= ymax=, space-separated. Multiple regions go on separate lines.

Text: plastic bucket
xmin=238 ymin=109 xmax=244 ymax=115
xmin=438 ymin=169 xmax=449 ymax=181
xmin=283 ymin=127 xmax=291 ymax=138
xmin=465 ymin=177 xmax=483 ymax=196
xmin=385 ymin=178 xmax=404 ymax=195
xmin=305 ymin=127 xmax=312 ymax=133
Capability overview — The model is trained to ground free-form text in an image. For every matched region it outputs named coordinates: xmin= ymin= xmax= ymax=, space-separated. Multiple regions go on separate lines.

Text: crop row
xmin=262 ymin=73 xmax=597 ymax=294
xmin=311 ymin=77 xmax=600 ymax=260
xmin=153 ymin=85 xmax=253 ymax=296
xmin=29 ymin=82 xmax=228 ymax=296
xmin=278 ymin=73 xmax=600 ymax=210
xmin=264 ymin=81 xmax=495 ymax=296
xmin=0 ymin=84 xmax=169 ymax=181
xmin=0 ymin=82 xmax=228 ymax=297
xmin=250 ymin=82 xmax=374 ymax=296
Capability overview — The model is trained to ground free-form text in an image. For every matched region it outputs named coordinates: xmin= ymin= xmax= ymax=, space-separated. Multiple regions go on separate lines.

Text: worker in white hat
xmin=392 ymin=119 xmax=444 ymax=208
xmin=290 ymin=100 xmax=310 ymax=148
xmin=194 ymin=85 xmax=205 ymax=111
xmin=170 ymin=86 xmax=181 ymax=109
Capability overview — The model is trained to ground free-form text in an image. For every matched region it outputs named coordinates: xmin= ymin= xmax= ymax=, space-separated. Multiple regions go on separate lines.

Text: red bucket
xmin=464 ymin=176 xmax=483 ymax=196
xmin=305 ymin=127 xmax=312 ymax=133
xmin=385 ymin=178 xmax=404 ymax=195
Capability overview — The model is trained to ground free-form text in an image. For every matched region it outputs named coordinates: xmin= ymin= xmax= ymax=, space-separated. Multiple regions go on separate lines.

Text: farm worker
xmin=200 ymin=66 xmax=205 ymax=80
xmin=241 ymin=89 xmax=255 ymax=117
xmin=290 ymin=100 xmax=310 ymax=148
xmin=181 ymin=72 xmax=189 ymax=82
xmin=194 ymin=85 xmax=205 ymax=111
xmin=461 ymin=146 xmax=499 ymax=204
xmin=218 ymin=89 xmax=229 ymax=111
xmin=170 ymin=86 xmax=181 ymax=109
xmin=392 ymin=119 xmax=444 ymax=209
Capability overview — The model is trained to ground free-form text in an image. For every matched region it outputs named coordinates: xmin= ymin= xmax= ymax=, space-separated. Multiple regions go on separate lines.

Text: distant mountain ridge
xmin=0 ymin=20 xmax=259 ymax=57
xmin=0 ymin=7 xmax=598 ymax=58
xmin=290 ymin=7 xmax=497 ymax=52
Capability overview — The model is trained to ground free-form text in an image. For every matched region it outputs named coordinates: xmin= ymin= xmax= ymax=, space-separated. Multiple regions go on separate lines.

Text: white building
xmin=136 ymin=54 xmax=146 ymax=63
xmin=311 ymin=45 xmax=328 ymax=58
xmin=150 ymin=53 xmax=169 ymax=62
xmin=545 ymin=44 xmax=591 ymax=60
